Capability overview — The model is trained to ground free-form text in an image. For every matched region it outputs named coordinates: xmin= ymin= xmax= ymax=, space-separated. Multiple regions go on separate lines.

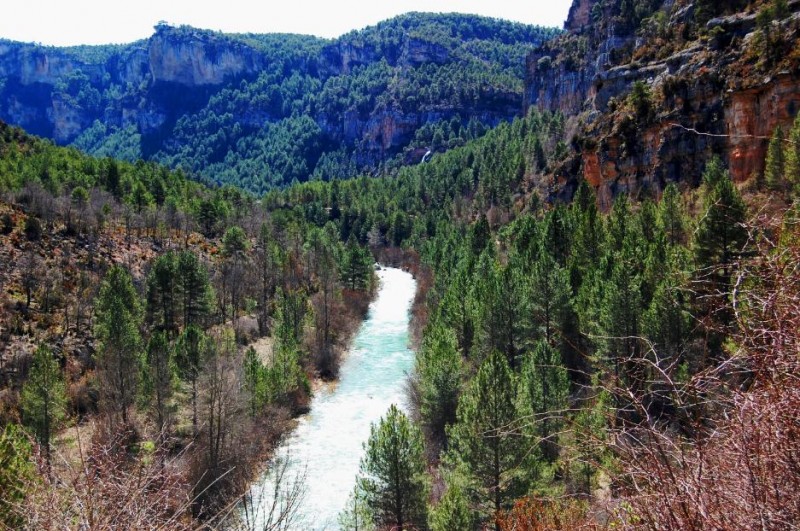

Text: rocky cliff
xmin=525 ymin=0 xmax=800 ymax=206
xmin=0 ymin=14 xmax=558 ymax=190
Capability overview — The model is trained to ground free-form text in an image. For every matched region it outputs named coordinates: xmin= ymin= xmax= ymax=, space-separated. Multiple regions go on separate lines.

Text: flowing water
xmin=243 ymin=267 xmax=417 ymax=530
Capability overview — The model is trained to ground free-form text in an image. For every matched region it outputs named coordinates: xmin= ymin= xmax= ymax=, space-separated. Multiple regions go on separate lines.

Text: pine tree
xmin=659 ymin=183 xmax=686 ymax=247
xmin=341 ymin=236 xmax=372 ymax=291
xmin=177 ymin=250 xmax=213 ymax=328
xmin=469 ymin=214 xmax=491 ymax=258
xmin=440 ymin=256 xmax=476 ymax=355
xmin=692 ymin=159 xmax=748 ymax=363
xmin=765 ymin=126 xmax=786 ymax=191
xmin=21 ymin=344 xmax=66 ymax=469
xmin=447 ymin=350 xmax=524 ymax=528
xmin=175 ymin=324 xmax=209 ymax=436
xmin=338 ymin=484 xmax=375 ymax=531
xmin=785 ymin=114 xmax=800 ymax=193
xmin=145 ymin=251 xmax=179 ymax=335
xmin=94 ymin=265 xmax=143 ymax=425
xmin=307 ymin=227 xmax=341 ymax=377
xmin=0 ymin=424 xmax=34 ymax=528
xmin=541 ymin=204 xmax=571 ymax=266
xmin=477 ymin=257 xmax=529 ymax=369
xmin=570 ymin=180 xmax=603 ymax=287
xmin=415 ymin=322 xmax=463 ymax=453
xmin=242 ymin=346 xmax=267 ymax=418
xmin=601 ymin=233 xmax=644 ymax=396
xmin=569 ymin=388 xmax=611 ymax=495
xmin=608 ymin=194 xmax=631 ymax=254
xmin=143 ymin=331 xmax=175 ymax=439
xmin=428 ymin=479 xmax=475 ymax=531
xmin=695 ymin=157 xmax=748 ymax=285
xmin=643 ymin=249 xmax=692 ymax=366
xmin=530 ymin=251 xmax=572 ymax=348
xmin=358 ymin=405 xmax=429 ymax=530
xmin=264 ymin=298 xmax=306 ymax=404
xmin=256 ymin=222 xmax=280 ymax=336
xmin=518 ymin=342 xmax=569 ymax=462
xmin=639 ymin=198 xmax=659 ymax=245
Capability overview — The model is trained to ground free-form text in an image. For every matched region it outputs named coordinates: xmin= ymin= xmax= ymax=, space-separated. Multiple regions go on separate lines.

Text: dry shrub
xmin=497 ymin=496 xmax=602 ymax=531
xmin=67 ymin=373 xmax=98 ymax=418
xmin=341 ymin=288 xmax=371 ymax=321
xmin=186 ymin=404 xmax=295 ymax=524
xmin=18 ymin=424 xmax=197 ymax=530
xmin=611 ymin=207 xmax=800 ymax=530
xmin=410 ymin=263 xmax=433 ymax=349
xmin=0 ymin=388 xmax=20 ymax=425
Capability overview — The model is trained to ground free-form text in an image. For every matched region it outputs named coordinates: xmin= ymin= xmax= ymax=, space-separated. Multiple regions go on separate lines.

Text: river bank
xmin=241 ymin=267 xmax=417 ymax=530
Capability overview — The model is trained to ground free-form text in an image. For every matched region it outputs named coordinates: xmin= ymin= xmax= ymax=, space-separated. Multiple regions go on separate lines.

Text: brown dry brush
xmin=497 ymin=496 xmax=604 ymax=531
xmin=611 ymin=207 xmax=800 ymax=530
xmin=11 ymin=424 xmax=198 ymax=530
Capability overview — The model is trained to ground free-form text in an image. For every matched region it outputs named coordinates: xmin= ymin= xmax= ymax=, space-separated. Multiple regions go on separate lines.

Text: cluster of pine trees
xmin=2 ymin=61 xmax=798 ymax=527
xmin=0 ymin=119 xmax=382 ymax=525
xmin=334 ymin=154 xmax=751 ymax=528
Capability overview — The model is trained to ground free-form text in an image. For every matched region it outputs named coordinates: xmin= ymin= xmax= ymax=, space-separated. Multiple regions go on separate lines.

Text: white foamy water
xmin=242 ymin=267 xmax=417 ymax=530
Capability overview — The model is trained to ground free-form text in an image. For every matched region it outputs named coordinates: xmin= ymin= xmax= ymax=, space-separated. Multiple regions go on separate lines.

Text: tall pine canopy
xmin=21 ymin=344 xmax=66 ymax=468
xmin=447 ymin=350 xmax=525 ymax=528
xmin=94 ymin=265 xmax=143 ymax=425
xmin=358 ymin=404 xmax=429 ymax=530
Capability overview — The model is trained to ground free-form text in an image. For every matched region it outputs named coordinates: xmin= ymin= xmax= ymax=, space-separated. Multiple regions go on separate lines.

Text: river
xmin=242 ymin=267 xmax=417 ymax=530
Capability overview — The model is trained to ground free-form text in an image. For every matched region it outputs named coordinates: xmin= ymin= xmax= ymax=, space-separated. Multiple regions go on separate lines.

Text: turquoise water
xmin=244 ymin=267 xmax=417 ymax=530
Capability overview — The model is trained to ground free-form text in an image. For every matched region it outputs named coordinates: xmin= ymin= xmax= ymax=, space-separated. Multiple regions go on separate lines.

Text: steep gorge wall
xmin=526 ymin=0 xmax=800 ymax=203
xmin=0 ymin=20 xmax=534 ymax=170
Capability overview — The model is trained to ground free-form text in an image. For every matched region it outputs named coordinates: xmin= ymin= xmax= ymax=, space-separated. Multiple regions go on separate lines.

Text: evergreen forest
xmin=0 ymin=1 xmax=799 ymax=529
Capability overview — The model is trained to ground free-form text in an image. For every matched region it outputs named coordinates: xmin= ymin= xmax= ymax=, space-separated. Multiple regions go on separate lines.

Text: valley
xmin=0 ymin=1 xmax=799 ymax=530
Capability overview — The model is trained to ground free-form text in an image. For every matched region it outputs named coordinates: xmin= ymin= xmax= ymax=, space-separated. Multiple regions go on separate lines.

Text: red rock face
xmin=579 ymin=74 xmax=800 ymax=207
xmin=582 ymin=150 xmax=602 ymax=188
xmin=566 ymin=0 xmax=594 ymax=32
xmin=725 ymin=75 xmax=800 ymax=182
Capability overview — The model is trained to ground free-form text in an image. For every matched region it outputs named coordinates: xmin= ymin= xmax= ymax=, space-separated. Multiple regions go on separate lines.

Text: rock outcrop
xmin=0 ymin=14 xmax=555 ymax=186
xmin=147 ymin=27 xmax=266 ymax=86
xmin=525 ymin=0 xmax=800 ymax=204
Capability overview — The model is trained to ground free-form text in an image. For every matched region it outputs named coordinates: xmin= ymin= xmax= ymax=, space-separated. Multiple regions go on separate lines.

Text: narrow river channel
xmin=243 ymin=267 xmax=417 ymax=530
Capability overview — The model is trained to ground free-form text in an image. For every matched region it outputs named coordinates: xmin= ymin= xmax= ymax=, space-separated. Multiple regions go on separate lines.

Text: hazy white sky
xmin=1 ymin=0 xmax=574 ymax=46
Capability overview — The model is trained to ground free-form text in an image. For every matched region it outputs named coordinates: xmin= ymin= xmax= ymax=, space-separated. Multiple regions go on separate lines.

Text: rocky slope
xmin=525 ymin=0 xmax=800 ymax=208
xmin=0 ymin=15 xmax=558 ymax=192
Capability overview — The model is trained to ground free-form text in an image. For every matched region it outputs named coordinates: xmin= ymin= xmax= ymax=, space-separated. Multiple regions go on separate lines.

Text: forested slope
xmin=0 ymin=14 xmax=559 ymax=193
xmin=1 ymin=1 xmax=800 ymax=529
xmin=0 ymin=120 xmax=379 ymax=526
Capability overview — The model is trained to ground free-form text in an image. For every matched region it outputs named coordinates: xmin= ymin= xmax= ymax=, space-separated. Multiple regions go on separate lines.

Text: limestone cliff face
xmin=566 ymin=0 xmax=594 ymax=32
xmin=0 ymin=14 xmax=552 ymax=185
xmin=0 ymin=43 xmax=99 ymax=86
xmin=0 ymin=26 xmax=268 ymax=142
xmin=526 ymin=0 xmax=800 ymax=204
xmin=147 ymin=28 xmax=265 ymax=86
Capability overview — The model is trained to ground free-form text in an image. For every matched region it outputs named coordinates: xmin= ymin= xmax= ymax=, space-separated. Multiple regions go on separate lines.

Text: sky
xmin=0 ymin=0 xmax=574 ymax=46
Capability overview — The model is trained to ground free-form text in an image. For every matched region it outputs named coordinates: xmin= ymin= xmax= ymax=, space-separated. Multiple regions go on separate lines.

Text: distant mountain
xmin=0 ymin=13 xmax=559 ymax=193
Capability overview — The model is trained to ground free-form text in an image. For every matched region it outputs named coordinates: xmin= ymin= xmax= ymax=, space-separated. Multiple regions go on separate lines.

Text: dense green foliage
xmin=0 ymin=424 xmax=34 ymax=528
xmin=0 ymin=120 xmax=245 ymax=237
xmin=21 ymin=345 xmax=66 ymax=466
xmin=357 ymin=404 xmax=429 ymax=529
xmin=264 ymin=98 xmax=760 ymax=526
xmin=94 ymin=265 xmax=144 ymax=425
xmin=0 ymin=14 xmax=559 ymax=193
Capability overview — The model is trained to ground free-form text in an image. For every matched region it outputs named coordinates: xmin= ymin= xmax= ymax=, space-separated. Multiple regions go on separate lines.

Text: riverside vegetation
xmin=1 ymin=0 xmax=800 ymax=529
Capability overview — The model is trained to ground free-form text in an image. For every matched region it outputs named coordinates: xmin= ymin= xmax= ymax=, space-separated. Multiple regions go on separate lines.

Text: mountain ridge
xmin=0 ymin=13 xmax=560 ymax=193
